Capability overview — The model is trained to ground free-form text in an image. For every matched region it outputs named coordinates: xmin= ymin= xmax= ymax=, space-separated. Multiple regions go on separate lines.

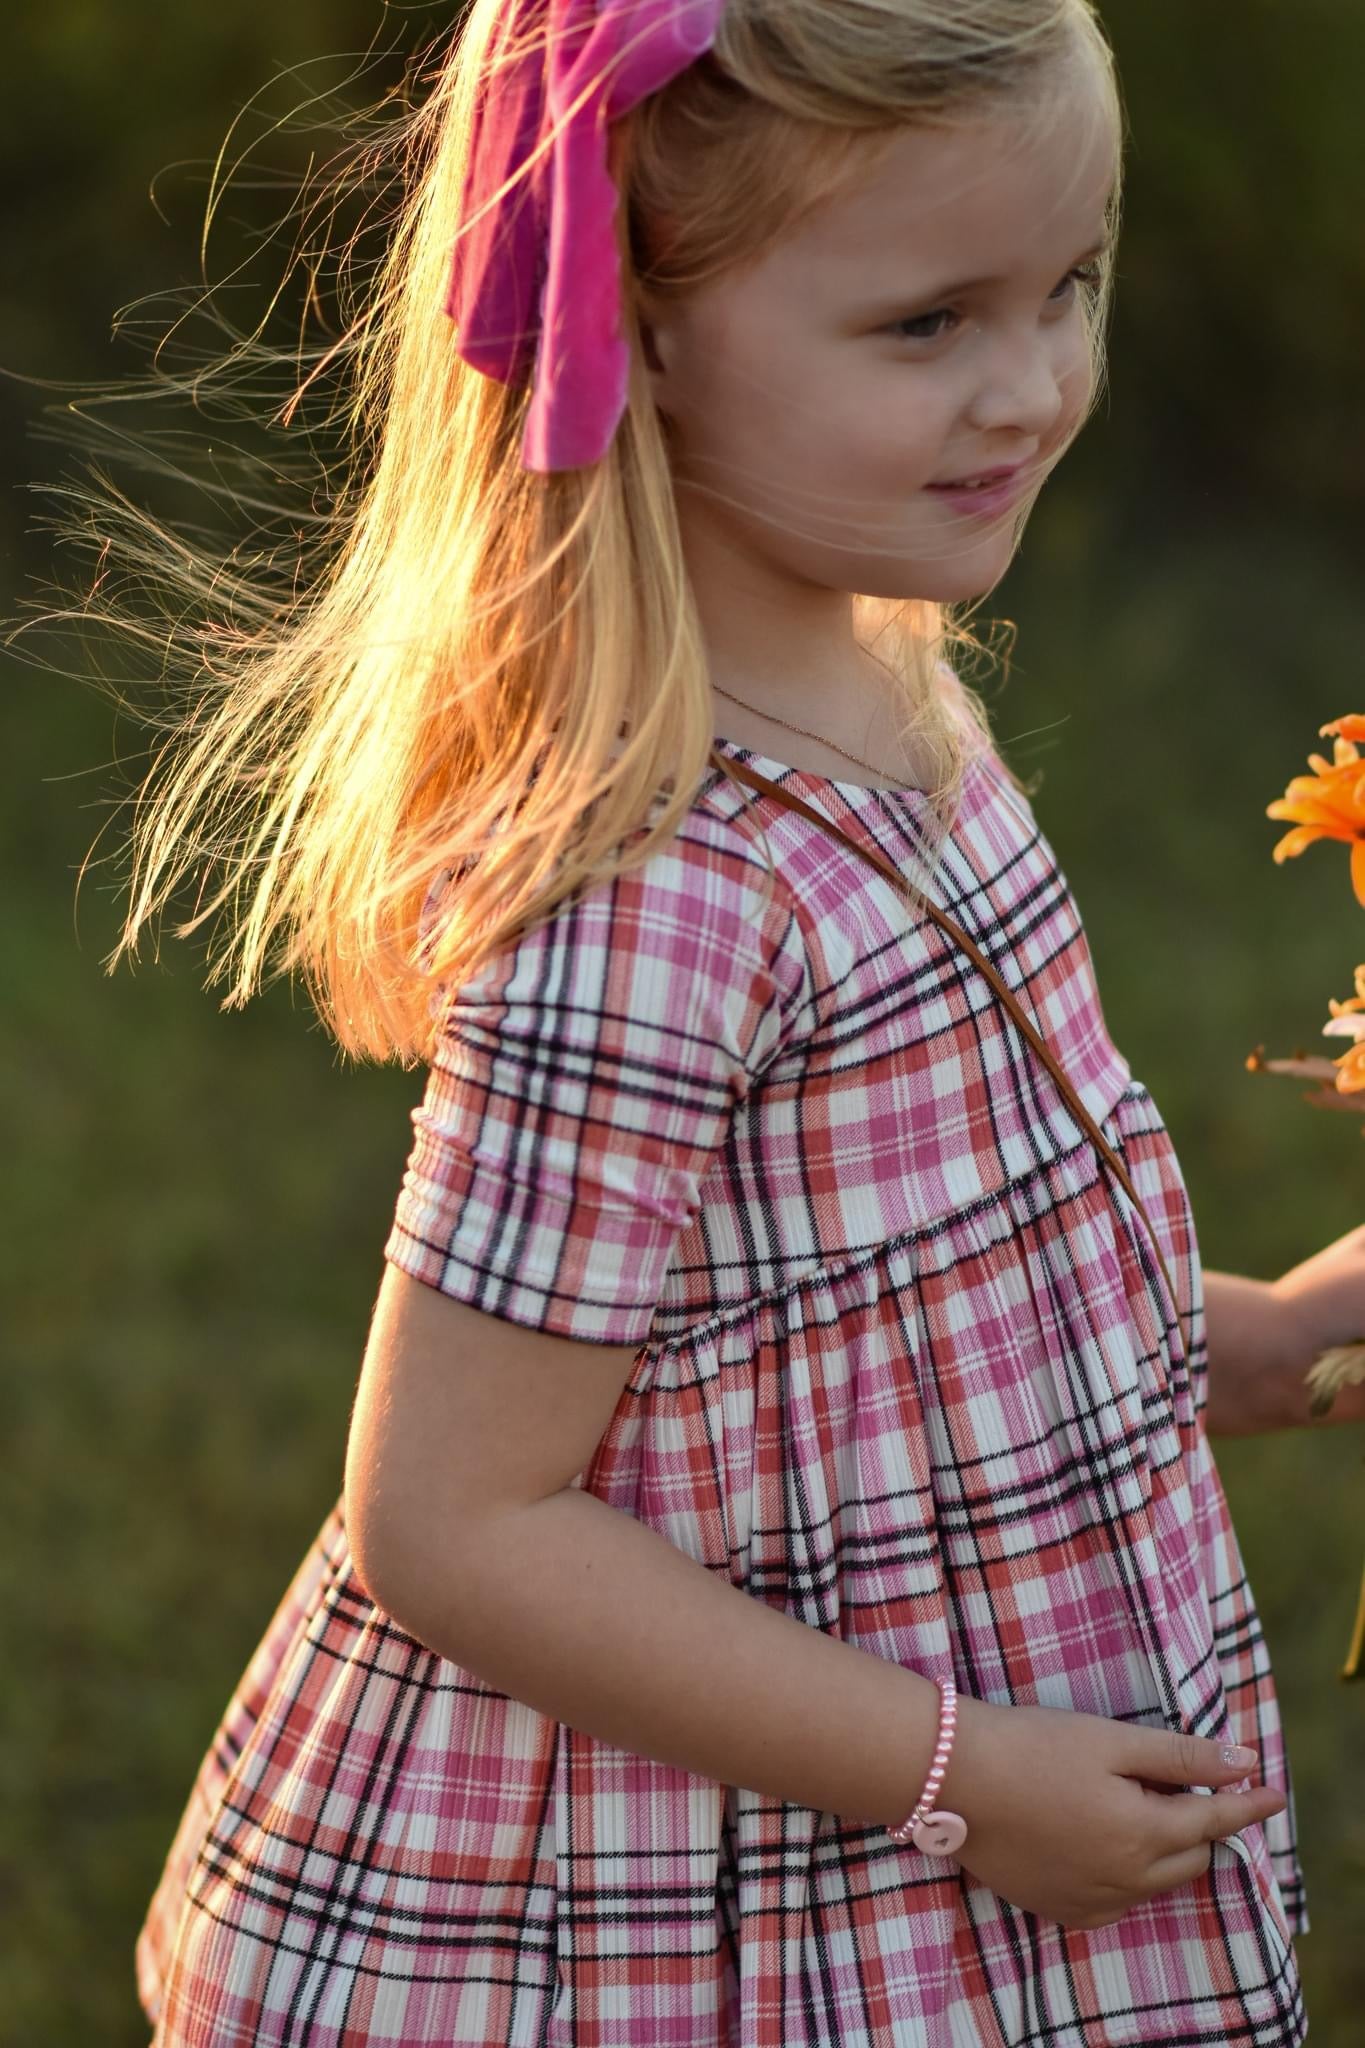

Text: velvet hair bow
xmin=447 ymin=0 xmax=726 ymax=472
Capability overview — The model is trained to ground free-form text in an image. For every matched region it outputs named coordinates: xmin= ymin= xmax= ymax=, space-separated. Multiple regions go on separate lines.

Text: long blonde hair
xmin=30 ymin=0 xmax=1125 ymax=1065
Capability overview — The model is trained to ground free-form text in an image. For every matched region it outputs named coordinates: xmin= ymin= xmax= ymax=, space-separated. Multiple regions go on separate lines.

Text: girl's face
xmin=643 ymin=57 xmax=1119 ymax=618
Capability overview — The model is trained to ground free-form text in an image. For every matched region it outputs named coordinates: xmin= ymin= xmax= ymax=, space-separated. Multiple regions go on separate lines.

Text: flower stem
xmin=1343 ymin=1561 xmax=1365 ymax=1684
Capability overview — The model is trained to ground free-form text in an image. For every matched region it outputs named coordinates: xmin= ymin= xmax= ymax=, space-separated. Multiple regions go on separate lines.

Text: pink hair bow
xmin=447 ymin=0 xmax=725 ymax=472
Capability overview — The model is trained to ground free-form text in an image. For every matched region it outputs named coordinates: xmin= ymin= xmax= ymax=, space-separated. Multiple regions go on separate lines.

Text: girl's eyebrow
xmin=859 ymin=233 xmax=1114 ymax=317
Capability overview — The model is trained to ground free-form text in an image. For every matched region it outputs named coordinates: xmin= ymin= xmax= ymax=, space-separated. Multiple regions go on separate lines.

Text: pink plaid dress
xmin=136 ymin=734 xmax=1308 ymax=2046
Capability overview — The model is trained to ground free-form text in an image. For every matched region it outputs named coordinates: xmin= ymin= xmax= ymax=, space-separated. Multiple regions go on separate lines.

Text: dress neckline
xmin=709 ymin=733 xmax=987 ymax=811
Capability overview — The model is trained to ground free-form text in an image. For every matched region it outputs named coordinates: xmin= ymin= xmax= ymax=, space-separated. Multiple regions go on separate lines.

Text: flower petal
xmin=1266 ymin=801 xmax=1340 ymax=831
xmin=1271 ymin=825 xmax=1327 ymax=862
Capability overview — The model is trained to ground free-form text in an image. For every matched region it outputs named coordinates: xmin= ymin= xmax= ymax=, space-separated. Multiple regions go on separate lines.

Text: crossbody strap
xmin=710 ymin=749 xmax=1185 ymax=1344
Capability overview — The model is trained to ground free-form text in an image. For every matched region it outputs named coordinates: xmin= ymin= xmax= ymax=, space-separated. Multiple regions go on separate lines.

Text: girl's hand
xmin=937 ymin=1696 xmax=1288 ymax=1931
xmin=1269 ymin=1221 xmax=1365 ymax=1428
xmin=1203 ymin=1245 xmax=1365 ymax=1434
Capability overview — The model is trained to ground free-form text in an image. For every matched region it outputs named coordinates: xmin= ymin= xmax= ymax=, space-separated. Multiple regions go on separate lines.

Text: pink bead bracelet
xmin=889 ymin=1675 xmax=969 ymax=1857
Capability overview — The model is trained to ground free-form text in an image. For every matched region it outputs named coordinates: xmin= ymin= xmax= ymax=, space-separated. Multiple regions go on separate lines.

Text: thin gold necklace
xmin=712 ymin=658 xmax=900 ymax=781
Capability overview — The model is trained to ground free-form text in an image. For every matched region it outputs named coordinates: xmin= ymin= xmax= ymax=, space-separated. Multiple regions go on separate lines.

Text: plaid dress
xmin=136 ymin=734 xmax=1309 ymax=2046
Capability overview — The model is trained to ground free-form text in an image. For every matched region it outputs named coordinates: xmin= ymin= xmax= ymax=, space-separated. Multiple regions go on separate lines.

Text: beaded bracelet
xmin=888 ymin=1676 xmax=969 ymax=1856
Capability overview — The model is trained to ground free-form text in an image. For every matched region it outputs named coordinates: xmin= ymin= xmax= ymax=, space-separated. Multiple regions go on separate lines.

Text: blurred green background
xmin=3 ymin=2 xmax=1363 ymax=2041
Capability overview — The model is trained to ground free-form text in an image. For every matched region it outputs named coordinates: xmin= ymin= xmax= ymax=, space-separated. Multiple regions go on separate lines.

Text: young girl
xmin=117 ymin=1 xmax=1358 ymax=2041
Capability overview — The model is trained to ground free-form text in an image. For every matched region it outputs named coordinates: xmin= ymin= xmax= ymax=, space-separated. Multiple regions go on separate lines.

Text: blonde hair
xmin=27 ymin=0 xmax=1125 ymax=1065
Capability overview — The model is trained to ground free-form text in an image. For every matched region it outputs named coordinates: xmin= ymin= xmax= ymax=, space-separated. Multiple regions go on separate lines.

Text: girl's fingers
xmin=1129 ymin=1729 xmax=1265 ymax=1790
xmin=1138 ymin=1843 xmax=1215 ymax=1898
xmin=1145 ymin=1784 xmax=1288 ymax=1856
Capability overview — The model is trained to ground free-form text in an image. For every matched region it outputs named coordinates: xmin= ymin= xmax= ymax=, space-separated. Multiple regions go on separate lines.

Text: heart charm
xmin=911 ymin=1810 xmax=968 ymax=1857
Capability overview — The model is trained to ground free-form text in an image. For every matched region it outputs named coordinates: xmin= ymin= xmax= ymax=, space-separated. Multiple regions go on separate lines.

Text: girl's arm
xmin=347 ymin=1269 xmax=949 ymax=1831
xmin=368 ymin=1475 xmax=952 ymax=1832
xmin=1201 ymin=1269 xmax=1286 ymax=1435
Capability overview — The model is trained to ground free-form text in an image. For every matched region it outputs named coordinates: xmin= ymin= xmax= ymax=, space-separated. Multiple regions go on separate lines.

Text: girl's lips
xmin=929 ymin=465 xmax=1024 ymax=489
xmin=925 ymin=468 xmax=1028 ymax=516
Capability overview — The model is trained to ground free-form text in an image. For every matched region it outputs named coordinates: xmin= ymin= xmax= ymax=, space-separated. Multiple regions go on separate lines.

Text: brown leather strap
xmin=709 ymin=748 xmax=1185 ymax=1342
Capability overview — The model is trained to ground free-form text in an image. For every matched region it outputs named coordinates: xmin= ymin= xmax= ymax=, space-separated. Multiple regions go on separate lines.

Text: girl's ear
xmin=637 ymin=299 xmax=679 ymax=423
xmin=640 ymin=319 xmax=666 ymax=376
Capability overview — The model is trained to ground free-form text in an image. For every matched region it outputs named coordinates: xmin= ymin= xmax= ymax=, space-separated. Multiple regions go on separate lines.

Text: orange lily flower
xmin=1267 ymin=716 xmax=1365 ymax=908
xmin=1324 ymin=964 xmax=1365 ymax=1095
xmin=1333 ymin=1044 xmax=1365 ymax=1095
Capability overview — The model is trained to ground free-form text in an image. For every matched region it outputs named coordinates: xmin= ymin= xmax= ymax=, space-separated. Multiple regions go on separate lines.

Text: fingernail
xmin=1220 ymin=1744 xmax=1259 ymax=1769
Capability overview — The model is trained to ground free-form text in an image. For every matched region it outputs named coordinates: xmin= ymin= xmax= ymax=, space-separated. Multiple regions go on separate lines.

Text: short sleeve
xmin=384 ymin=816 xmax=805 ymax=1345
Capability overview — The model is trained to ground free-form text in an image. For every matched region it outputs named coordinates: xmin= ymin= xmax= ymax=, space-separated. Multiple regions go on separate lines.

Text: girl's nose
xmin=963 ymin=328 xmax=1069 ymax=443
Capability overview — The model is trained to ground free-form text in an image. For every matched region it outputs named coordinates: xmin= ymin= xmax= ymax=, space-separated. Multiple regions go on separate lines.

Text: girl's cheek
xmin=849 ymin=387 xmax=953 ymax=480
xmin=1058 ymin=339 xmax=1098 ymax=416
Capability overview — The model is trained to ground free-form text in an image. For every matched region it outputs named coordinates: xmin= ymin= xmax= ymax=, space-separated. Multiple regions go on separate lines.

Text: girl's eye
xmin=887 ymin=262 xmax=1106 ymax=344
